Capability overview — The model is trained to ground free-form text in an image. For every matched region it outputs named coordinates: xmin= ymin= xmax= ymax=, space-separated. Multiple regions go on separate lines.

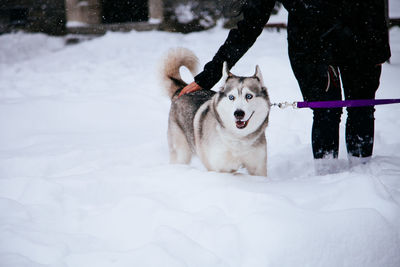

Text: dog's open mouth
xmin=235 ymin=112 xmax=254 ymax=129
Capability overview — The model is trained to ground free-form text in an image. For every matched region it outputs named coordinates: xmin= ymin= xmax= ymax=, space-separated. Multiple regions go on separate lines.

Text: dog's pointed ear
xmin=222 ymin=62 xmax=233 ymax=82
xmin=254 ymin=65 xmax=265 ymax=86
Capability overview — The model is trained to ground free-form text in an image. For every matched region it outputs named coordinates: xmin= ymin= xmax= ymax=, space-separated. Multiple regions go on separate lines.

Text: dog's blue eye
xmin=246 ymin=94 xmax=253 ymax=100
xmin=228 ymin=95 xmax=235 ymax=101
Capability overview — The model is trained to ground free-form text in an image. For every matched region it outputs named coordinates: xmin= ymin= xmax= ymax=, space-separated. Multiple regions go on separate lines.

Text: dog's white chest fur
xmin=198 ymin=124 xmax=246 ymax=173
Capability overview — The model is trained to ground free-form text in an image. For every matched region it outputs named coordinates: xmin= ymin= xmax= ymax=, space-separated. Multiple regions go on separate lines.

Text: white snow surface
xmin=1 ymin=26 xmax=400 ymax=267
xmin=390 ymin=0 xmax=400 ymax=18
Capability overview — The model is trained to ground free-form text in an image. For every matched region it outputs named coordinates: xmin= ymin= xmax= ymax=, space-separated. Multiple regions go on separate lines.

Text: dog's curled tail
xmin=161 ymin=48 xmax=199 ymax=99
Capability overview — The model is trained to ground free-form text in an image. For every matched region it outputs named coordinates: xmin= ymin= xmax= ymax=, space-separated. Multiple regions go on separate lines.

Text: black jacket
xmin=195 ymin=0 xmax=391 ymax=89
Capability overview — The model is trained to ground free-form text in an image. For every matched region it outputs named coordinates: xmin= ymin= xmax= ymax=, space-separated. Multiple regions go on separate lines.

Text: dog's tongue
xmin=236 ymin=120 xmax=246 ymax=129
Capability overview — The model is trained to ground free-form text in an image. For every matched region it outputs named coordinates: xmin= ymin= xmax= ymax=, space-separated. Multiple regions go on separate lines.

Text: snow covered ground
xmin=1 ymin=23 xmax=400 ymax=267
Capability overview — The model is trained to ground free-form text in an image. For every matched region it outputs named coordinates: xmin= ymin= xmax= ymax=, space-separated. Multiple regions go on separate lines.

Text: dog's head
xmin=214 ymin=62 xmax=270 ymax=136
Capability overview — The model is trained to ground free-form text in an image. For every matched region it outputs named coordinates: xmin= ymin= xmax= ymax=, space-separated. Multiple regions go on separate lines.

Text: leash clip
xmin=272 ymin=101 xmax=298 ymax=109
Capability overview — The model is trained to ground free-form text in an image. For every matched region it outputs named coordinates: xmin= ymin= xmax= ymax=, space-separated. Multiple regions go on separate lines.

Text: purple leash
xmin=272 ymin=99 xmax=400 ymax=109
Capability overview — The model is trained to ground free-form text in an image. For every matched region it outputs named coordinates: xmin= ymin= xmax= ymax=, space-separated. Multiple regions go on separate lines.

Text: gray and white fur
xmin=161 ymin=48 xmax=271 ymax=176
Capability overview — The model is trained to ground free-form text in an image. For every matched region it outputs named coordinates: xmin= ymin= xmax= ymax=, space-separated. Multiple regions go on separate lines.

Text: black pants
xmin=289 ymin=55 xmax=382 ymax=159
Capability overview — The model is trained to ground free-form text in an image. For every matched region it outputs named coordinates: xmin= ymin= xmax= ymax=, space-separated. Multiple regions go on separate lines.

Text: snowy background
xmin=1 ymin=9 xmax=400 ymax=267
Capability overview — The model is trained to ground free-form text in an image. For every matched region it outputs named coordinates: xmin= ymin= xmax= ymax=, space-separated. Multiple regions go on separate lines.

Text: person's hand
xmin=178 ymin=82 xmax=202 ymax=97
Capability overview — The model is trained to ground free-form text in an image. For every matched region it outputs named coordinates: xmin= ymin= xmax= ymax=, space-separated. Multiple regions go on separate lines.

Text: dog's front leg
xmin=244 ymin=145 xmax=267 ymax=177
xmin=246 ymin=160 xmax=267 ymax=176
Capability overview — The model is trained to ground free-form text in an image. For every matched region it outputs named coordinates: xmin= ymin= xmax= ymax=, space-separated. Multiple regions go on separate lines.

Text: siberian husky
xmin=161 ymin=48 xmax=271 ymax=176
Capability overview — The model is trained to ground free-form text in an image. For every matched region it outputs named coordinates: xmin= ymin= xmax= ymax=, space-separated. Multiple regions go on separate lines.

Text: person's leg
xmin=289 ymin=55 xmax=343 ymax=159
xmin=339 ymin=64 xmax=382 ymax=161
xmin=312 ymin=104 xmax=342 ymax=159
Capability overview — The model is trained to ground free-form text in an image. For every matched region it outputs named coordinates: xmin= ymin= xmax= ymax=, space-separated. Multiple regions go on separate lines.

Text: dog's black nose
xmin=234 ymin=109 xmax=245 ymax=120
